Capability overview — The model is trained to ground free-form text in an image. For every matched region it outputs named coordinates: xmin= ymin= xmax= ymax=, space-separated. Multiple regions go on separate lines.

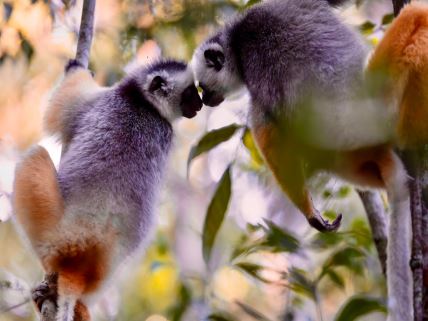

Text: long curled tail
xmin=383 ymin=153 xmax=413 ymax=321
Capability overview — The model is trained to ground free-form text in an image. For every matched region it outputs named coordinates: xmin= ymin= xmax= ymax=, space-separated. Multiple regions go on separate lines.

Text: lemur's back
xmin=57 ymin=83 xmax=173 ymax=249
xmin=226 ymin=0 xmax=368 ymax=111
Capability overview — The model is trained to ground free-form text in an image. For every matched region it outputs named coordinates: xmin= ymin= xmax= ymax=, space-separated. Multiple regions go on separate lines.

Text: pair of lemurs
xmin=13 ymin=0 xmax=428 ymax=320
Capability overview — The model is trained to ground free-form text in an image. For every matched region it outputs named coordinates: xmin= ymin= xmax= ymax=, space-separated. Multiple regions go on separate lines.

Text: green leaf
xmin=202 ymin=166 xmax=232 ymax=264
xmin=322 ymin=189 xmax=333 ymax=199
xmin=311 ymin=231 xmax=344 ymax=250
xmin=245 ymin=0 xmax=262 ymax=8
xmin=235 ymin=301 xmax=273 ymax=321
xmin=349 ymin=218 xmax=372 ymax=249
xmin=329 ymin=247 xmax=364 ymax=266
xmin=262 ymin=220 xmax=300 ymax=253
xmin=324 ymin=247 xmax=366 ymax=275
xmin=187 ymin=124 xmax=241 ymax=174
xmin=337 ymin=186 xmax=351 ymax=198
xmin=207 ymin=313 xmax=237 ymax=321
xmin=242 ymin=127 xmax=264 ymax=168
xmin=359 ymin=21 xmax=376 ymax=35
xmin=324 ymin=269 xmax=345 ymax=289
xmin=334 ymin=295 xmax=387 ymax=321
xmin=381 ymin=13 xmax=394 ymax=25
xmin=235 ymin=262 xmax=271 ymax=283
xmin=168 ymin=283 xmax=191 ymax=321
xmin=323 ymin=210 xmax=338 ymax=221
xmin=288 ymin=268 xmax=316 ymax=301
xmin=19 ymin=32 xmax=34 ymax=61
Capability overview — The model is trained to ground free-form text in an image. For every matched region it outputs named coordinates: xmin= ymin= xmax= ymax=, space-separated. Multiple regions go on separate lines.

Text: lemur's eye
xmin=204 ymin=49 xmax=224 ymax=71
xmin=149 ymin=75 xmax=167 ymax=94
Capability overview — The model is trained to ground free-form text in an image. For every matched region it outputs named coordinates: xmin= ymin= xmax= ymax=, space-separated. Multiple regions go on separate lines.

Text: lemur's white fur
xmin=190 ymin=2 xmax=421 ymax=320
xmin=191 ymin=42 xmax=243 ymax=97
xmin=142 ymin=66 xmax=195 ymax=122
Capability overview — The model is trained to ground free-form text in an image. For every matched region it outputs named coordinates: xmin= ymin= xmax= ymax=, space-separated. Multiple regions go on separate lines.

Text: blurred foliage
xmin=0 ymin=0 xmax=398 ymax=320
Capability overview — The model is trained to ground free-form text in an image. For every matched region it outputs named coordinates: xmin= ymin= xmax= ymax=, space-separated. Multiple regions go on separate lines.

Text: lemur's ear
xmin=149 ymin=75 xmax=167 ymax=94
xmin=204 ymin=49 xmax=225 ymax=71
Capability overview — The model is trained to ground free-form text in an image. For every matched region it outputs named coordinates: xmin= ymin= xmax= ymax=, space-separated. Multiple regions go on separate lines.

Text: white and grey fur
xmin=191 ymin=1 xmax=412 ymax=320
xmin=32 ymin=59 xmax=202 ymax=321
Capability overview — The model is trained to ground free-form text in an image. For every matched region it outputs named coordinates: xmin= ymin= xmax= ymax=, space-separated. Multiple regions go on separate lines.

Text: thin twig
xmin=358 ymin=191 xmax=388 ymax=274
xmin=75 ymin=0 xmax=96 ymax=68
xmin=0 ymin=298 xmax=31 ymax=314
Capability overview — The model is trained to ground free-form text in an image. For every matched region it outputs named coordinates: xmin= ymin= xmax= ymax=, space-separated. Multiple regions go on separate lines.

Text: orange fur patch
xmin=252 ymin=124 xmax=316 ymax=218
xmin=336 ymin=146 xmax=394 ymax=189
xmin=51 ymin=241 xmax=109 ymax=296
xmin=74 ymin=301 xmax=91 ymax=321
xmin=368 ymin=3 xmax=428 ymax=147
xmin=13 ymin=145 xmax=63 ymax=245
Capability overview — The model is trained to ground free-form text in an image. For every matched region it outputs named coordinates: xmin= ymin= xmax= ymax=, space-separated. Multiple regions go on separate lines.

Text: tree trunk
xmin=392 ymin=0 xmax=410 ymax=16
xmin=358 ymin=191 xmax=388 ymax=275
xmin=400 ymin=150 xmax=428 ymax=321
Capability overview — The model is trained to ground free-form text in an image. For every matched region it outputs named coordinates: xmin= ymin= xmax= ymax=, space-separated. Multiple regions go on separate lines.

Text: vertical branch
xmin=409 ymin=177 xmax=424 ymax=321
xmin=392 ymin=0 xmax=410 ymax=16
xmin=400 ymin=150 xmax=427 ymax=321
xmin=75 ymin=0 xmax=96 ymax=68
xmin=358 ymin=191 xmax=388 ymax=275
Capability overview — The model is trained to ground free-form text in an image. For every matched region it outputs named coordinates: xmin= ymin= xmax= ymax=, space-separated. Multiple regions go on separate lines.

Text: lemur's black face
xmin=199 ymin=82 xmax=224 ymax=107
xmin=180 ymin=84 xmax=203 ymax=118
xmin=192 ymin=41 xmax=243 ymax=108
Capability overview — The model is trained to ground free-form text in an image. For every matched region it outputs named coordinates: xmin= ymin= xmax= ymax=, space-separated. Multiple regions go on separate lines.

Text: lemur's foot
xmin=65 ymin=59 xmax=85 ymax=73
xmin=308 ymin=212 xmax=342 ymax=232
xmin=32 ymin=273 xmax=58 ymax=312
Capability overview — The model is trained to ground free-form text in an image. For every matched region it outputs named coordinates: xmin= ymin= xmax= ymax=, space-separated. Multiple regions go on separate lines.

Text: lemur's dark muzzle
xmin=180 ymin=85 xmax=203 ymax=119
xmin=199 ymin=83 xmax=224 ymax=107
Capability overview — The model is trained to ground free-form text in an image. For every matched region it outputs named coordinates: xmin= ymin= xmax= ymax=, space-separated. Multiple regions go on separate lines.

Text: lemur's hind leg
xmin=32 ymin=273 xmax=91 ymax=321
xmin=13 ymin=146 xmax=64 ymax=247
xmin=252 ymin=122 xmax=342 ymax=232
xmin=32 ymin=273 xmax=58 ymax=313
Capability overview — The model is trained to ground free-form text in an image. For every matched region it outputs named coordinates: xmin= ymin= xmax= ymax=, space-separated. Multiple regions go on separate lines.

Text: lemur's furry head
xmin=135 ymin=60 xmax=202 ymax=121
xmin=191 ymin=34 xmax=243 ymax=107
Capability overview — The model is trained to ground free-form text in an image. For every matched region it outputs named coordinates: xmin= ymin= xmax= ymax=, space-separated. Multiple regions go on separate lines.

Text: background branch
xmin=358 ymin=191 xmax=388 ymax=275
xmin=409 ymin=177 xmax=424 ymax=321
xmin=75 ymin=0 xmax=96 ymax=69
xmin=392 ymin=0 xmax=410 ymax=16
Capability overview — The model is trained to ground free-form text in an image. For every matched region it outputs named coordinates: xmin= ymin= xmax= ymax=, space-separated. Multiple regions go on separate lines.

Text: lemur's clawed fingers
xmin=308 ymin=212 xmax=342 ymax=232
xmin=31 ymin=274 xmax=58 ymax=312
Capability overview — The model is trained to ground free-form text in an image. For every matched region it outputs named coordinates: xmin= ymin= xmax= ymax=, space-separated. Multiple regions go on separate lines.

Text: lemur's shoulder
xmin=45 ymin=68 xmax=104 ymax=141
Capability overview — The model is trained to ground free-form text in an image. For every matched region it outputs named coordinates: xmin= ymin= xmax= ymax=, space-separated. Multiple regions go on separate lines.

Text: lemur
xmin=191 ymin=1 xmax=428 ymax=320
xmin=12 ymin=59 xmax=202 ymax=321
